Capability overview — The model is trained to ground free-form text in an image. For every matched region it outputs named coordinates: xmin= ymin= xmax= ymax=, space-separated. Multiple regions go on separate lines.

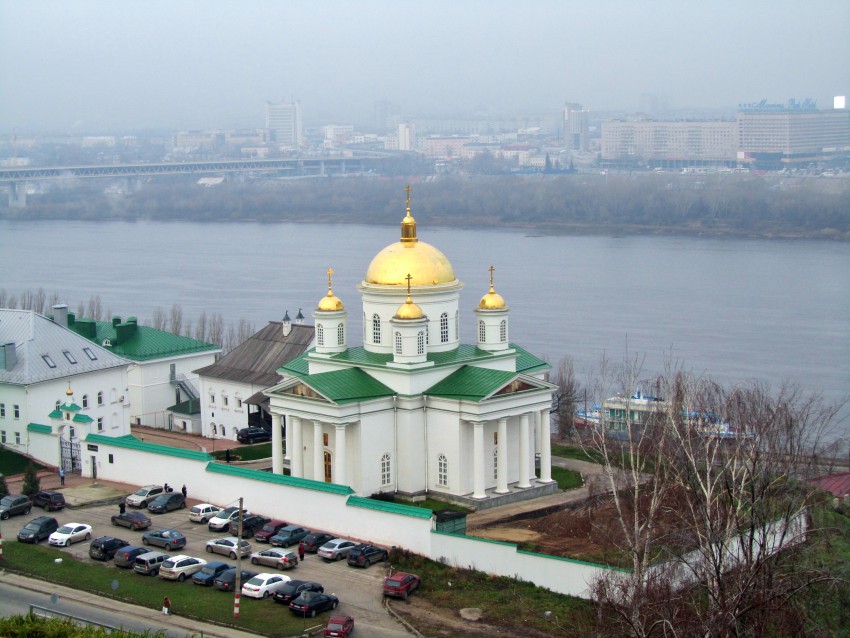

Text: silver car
xmin=205 ymin=536 xmax=252 ymax=559
xmin=317 ymin=538 xmax=357 ymax=561
xmin=250 ymin=548 xmax=298 ymax=570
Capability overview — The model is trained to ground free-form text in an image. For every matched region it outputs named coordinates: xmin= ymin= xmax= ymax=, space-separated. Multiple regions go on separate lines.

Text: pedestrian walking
xmin=225 ymin=448 xmax=232 ymax=463
xmin=164 ymin=482 xmax=171 ymax=493
xmin=119 ymin=501 xmax=126 ymax=515
xmin=162 ymin=596 xmax=171 ymax=616
xmin=181 ymin=484 xmax=187 ymax=498
xmin=58 ymin=467 xmax=65 ymax=486
xmin=298 ymin=542 xmax=305 ymax=561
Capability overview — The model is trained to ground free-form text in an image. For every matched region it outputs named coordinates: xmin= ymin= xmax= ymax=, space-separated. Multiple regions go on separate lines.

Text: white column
xmin=539 ymin=408 xmax=553 ymax=483
xmin=496 ymin=417 xmax=508 ymax=494
xmin=472 ymin=421 xmax=486 ymax=499
xmin=334 ymin=423 xmax=347 ymax=486
xmin=284 ymin=414 xmax=292 ymax=462
xmin=518 ymin=413 xmax=531 ymax=488
xmin=291 ymin=416 xmax=302 ymax=477
xmin=313 ymin=420 xmax=324 ymax=482
xmin=272 ymin=414 xmax=284 ymax=475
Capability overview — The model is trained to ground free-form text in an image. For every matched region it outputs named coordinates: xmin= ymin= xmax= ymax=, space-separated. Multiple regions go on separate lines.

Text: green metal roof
xmin=168 ymin=399 xmax=201 ymax=415
xmin=70 ymin=318 xmax=219 ymax=362
xmin=27 ymin=423 xmax=52 ymax=434
xmin=288 ymin=368 xmax=395 ymax=405
xmin=48 ymin=409 xmax=63 ymax=419
xmin=60 ymin=402 xmax=82 ymax=412
xmin=347 ymin=495 xmax=433 ymax=519
xmin=513 ymin=344 xmax=550 ymax=374
xmin=427 ymin=367 xmax=519 ymax=401
xmin=73 ymin=413 xmax=93 ymax=423
xmin=280 ymin=351 xmax=310 ymax=375
xmin=207 ymin=462 xmax=355 ymax=496
xmin=84 ymin=433 xmax=213 ymax=461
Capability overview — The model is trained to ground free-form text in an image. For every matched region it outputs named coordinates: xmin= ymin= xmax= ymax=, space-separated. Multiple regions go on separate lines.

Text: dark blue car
xmin=192 ymin=561 xmax=231 ymax=586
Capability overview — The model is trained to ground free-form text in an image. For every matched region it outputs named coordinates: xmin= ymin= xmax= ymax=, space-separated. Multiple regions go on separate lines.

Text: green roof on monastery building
xmin=27 ymin=423 xmax=52 ymax=434
xmin=85 ymin=433 xmax=213 ymax=461
xmin=347 ymin=495 xmax=433 ymax=519
xmin=288 ymin=367 xmax=395 ymax=404
xmin=207 ymin=463 xmax=355 ymax=496
xmin=426 ymin=367 xmax=519 ymax=401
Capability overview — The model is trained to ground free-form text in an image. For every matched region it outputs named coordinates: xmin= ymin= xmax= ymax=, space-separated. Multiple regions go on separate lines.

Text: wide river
xmin=1 ymin=219 xmax=848 ymax=425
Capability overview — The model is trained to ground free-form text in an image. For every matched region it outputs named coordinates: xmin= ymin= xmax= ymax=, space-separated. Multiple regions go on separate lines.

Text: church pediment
xmin=492 ymin=378 xmax=538 ymax=397
xmin=427 ymin=366 xmax=553 ymax=402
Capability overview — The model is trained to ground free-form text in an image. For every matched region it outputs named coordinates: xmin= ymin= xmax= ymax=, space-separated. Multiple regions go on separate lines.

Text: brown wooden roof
xmin=194 ymin=322 xmax=314 ymax=386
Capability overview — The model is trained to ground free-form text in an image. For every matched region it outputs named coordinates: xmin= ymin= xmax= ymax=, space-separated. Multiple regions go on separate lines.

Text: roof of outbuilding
xmin=809 ymin=472 xmax=850 ymax=498
xmin=195 ymin=322 xmax=314 ymax=386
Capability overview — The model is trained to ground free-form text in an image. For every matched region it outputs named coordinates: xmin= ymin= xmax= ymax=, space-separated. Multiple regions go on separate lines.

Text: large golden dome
xmin=364 ymin=186 xmax=456 ymax=286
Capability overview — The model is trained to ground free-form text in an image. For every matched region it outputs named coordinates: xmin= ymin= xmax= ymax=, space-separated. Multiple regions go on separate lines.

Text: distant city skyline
xmin=1 ymin=0 xmax=848 ymax=134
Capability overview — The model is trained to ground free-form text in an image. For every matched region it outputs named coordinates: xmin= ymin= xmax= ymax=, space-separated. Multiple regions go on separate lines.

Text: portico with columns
xmin=266 ymin=188 xmax=557 ymax=507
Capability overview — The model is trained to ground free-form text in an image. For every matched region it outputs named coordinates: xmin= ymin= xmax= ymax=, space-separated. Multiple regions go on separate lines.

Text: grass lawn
xmin=2 ymin=541 xmax=313 ymax=637
xmin=550 ymin=443 xmax=605 ymax=464
xmin=212 ymin=442 xmax=274 ymax=462
xmin=551 ymin=466 xmax=583 ymax=490
xmin=0 ymin=447 xmax=47 ymax=476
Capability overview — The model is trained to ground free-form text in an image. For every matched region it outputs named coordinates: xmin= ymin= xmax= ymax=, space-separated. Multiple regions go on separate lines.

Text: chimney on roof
xmin=52 ymin=304 xmax=69 ymax=328
xmin=1 ymin=342 xmax=17 ymax=371
xmin=295 ymin=308 xmax=304 ymax=325
xmin=112 ymin=316 xmax=121 ymax=327
xmin=282 ymin=310 xmax=292 ymax=337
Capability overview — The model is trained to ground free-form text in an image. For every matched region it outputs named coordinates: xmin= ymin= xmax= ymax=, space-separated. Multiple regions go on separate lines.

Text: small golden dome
xmin=317 ymin=267 xmax=345 ymax=312
xmin=478 ymin=265 xmax=507 ymax=309
xmin=65 ymin=386 xmax=74 ymax=396
xmin=395 ymin=298 xmax=425 ymax=320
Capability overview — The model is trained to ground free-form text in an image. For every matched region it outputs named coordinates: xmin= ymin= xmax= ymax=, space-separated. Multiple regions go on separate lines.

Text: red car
xmin=383 ymin=571 xmax=420 ymax=600
xmin=324 ymin=613 xmax=354 ymax=637
xmin=253 ymin=519 xmax=287 ymax=543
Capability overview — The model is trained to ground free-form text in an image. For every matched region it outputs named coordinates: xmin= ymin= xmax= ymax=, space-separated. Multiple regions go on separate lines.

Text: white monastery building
xmin=266 ymin=188 xmax=557 ymax=506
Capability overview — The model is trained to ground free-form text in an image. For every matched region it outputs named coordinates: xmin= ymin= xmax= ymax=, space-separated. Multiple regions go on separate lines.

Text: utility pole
xmin=233 ymin=496 xmax=243 ymax=619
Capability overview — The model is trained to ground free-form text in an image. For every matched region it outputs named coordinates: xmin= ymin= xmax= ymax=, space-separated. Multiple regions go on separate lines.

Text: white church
xmin=266 ymin=188 xmax=557 ymax=507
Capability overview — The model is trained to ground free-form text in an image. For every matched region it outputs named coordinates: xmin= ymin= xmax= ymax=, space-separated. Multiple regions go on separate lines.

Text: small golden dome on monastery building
xmin=317 ymin=267 xmax=345 ymax=311
xmin=394 ymin=272 xmax=425 ymax=319
xmin=478 ymin=265 xmax=506 ymax=309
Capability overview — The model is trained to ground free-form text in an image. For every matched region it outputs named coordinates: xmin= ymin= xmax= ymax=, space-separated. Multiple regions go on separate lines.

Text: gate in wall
xmin=60 ymin=438 xmax=82 ymax=475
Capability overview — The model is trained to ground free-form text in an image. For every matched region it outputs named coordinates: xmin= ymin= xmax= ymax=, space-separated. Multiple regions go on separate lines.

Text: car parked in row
xmin=205 ymin=536 xmax=252 ymax=559
xmin=159 ymin=555 xmax=207 ymax=582
xmin=289 ymin=591 xmax=339 ymax=617
xmin=141 ymin=528 xmax=186 ymax=551
xmin=383 ymin=571 xmax=421 ymax=600
xmin=237 ymin=427 xmax=271 ymax=444
xmin=48 ymin=523 xmax=92 ymax=547
xmin=32 ymin=490 xmax=66 ymax=512
xmin=250 ymin=548 xmax=298 ymax=570
xmin=272 ymin=580 xmax=324 ymax=605
xmin=302 ymin=532 xmax=335 ymax=553
xmin=253 ymin=519 xmax=287 ymax=543
xmin=212 ymin=568 xmax=257 ymax=592
xmin=324 ymin=614 xmax=355 ymax=638
xmin=229 ymin=514 xmax=270 ymax=538
xmin=111 ymin=510 xmax=152 ymax=531
xmin=147 ymin=492 xmax=185 ymax=514
xmin=270 ymin=525 xmax=310 ymax=548
xmin=17 ymin=516 xmax=58 ymax=543
xmin=317 ymin=538 xmax=357 ymax=561
xmin=133 ymin=550 xmax=169 ymax=576
xmin=114 ymin=545 xmax=149 ymax=568
xmin=125 ymin=485 xmax=164 ymax=508
xmin=0 ymin=494 xmax=32 ymax=520
xmin=208 ymin=507 xmax=249 ymax=532
xmin=347 ymin=543 xmax=388 ymax=567
xmin=89 ymin=536 xmax=130 ymax=561
xmin=189 ymin=503 xmax=220 ymax=523
xmin=241 ymin=572 xmax=290 ymax=599
xmin=191 ymin=561 xmax=231 ymax=586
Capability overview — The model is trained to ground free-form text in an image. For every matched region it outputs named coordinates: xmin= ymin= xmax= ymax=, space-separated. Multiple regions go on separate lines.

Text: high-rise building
xmin=265 ymin=100 xmax=303 ymax=148
xmin=397 ymin=123 xmax=415 ymax=151
xmin=601 ymin=120 xmax=737 ymax=166
xmin=563 ymin=102 xmax=589 ymax=152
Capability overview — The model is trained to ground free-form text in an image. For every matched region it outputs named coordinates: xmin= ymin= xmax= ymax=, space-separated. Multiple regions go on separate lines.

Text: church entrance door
xmin=324 ymin=451 xmax=332 ymax=483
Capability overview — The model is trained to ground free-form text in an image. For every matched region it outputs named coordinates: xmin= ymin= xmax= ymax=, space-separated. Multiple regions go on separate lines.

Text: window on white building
xmin=13 ymin=404 xmax=20 ymax=419
xmin=440 ymin=312 xmax=449 ymax=342
xmin=437 ymin=454 xmax=448 ymax=486
xmin=0 ymin=403 xmax=4 ymax=418
xmin=394 ymin=332 xmax=402 ymax=354
xmin=337 ymin=323 xmax=344 ymax=345
xmin=478 ymin=320 xmax=486 ymax=342
xmin=209 ymin=393 xmax=215 ymax=406
xmin=317 ymin=324 xmax=324 ymax=346
xmin=55 ymin=400 xmax=61 ymax=411
xmin=15 ymin=431 xmax=21 ymax=445
xmin=381 ymin=453 xmax=391 ymax=485
xmin=500 ymin=320 xmax=507 ymax=342
xmin=97 ymin=417 xmax=104 ymax=432
xmin=97 ymin=392 xmax=103 ymax=406
xmin=417 ymin=331 xmax=424 ymax=355
xmin=211 ymin=423 xmax=217 ymax=436
xmin=372 ymin=314 xmax=382 ymax=344
xmin=493 ymin=449 xmax=498 ymax=480
xmin=82 ymin=394 xmax=89 ymax=408
xmin=1 ymin=431 xmax=5 ymax=443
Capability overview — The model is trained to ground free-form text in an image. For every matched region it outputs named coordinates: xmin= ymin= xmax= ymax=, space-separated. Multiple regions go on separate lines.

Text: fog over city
xmin=1 ymin=0 xmax=848 ymax=134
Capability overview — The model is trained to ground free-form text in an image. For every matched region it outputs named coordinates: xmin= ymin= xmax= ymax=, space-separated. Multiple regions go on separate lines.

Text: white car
xmin=125 ymin=485 xmax=165 ymax=508
xmin=317 ymin=538 xmax=357 ymax=561
xmin=241 ymin=572 xmax=291 ymax=599
xmin=158 ymin=554 xmax=208 ymax=582
xmin=48 ymin=523 xmax=92 ymax=547
xmin=207 ymin=507 xmax=250 ymax=532
xmin=189 ymin=503 xmax=220 ymax=523
xmin=205 ymin=536 xmax=252 ymax=559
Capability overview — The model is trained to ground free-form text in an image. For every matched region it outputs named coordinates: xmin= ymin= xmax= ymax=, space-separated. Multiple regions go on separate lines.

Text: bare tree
xmin=87 ymin=295 xmax=103 ymax=320
xmin=150 ymin=307 xmax=166 ymax=331
xmin=33 ymin=288 xmax=46 ymax=314
xmin=169 ymin=303 xmax=183 ymax=335
xmin=195 ymin=310 xmax=207 ymax=342
xmin=0 ymin=289 xmax=6 ymax=308
xmin=552 ymin=356 xmax=581 ymax=439
xmin=19 ymin=289 xmax=34 ymax=310
xmin=76 ymin=301 xmax=85 ymax=318
xmin=208 ymin=312 xmax=224 ymax=346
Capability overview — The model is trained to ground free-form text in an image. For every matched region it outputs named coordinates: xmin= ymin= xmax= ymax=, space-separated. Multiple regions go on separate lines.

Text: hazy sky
xmin=1 ymin=0 xmax=848 ymax=133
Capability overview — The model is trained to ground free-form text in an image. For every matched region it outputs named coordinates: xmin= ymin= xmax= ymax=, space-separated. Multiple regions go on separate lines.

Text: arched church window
xmin=440 ymin=312 xmax=449 ymax=342
xmin=97 ymin=391 xmax=104 ymax=406
xmin=82 ymin=394 xmax=89 ymax=408
xmin=493 ymin=448 xmax=498 ymax=480
xmin=317 ymin=324 xmax=324 ymax=346
xmin=55 ymin=399 xmax=61 ymax=410
xmin=381 ymin=453 xmax=391 ymax=485
xmin=372 ymin=314 xmax=382 ymax=344
xmin=500 ymin=319 xmax=507 ymax=343
xmin=478 ymin=320 xmax=486 ymax=342
xmin=394 ymin=332 xmax=402 ymax=354
xmin=437 ymin=454 xmax=448 ymax=486
xmin=417 ymin=331 xmax=425 ymax=355
xmin=337 ymin=323 xmax=344 ymax=345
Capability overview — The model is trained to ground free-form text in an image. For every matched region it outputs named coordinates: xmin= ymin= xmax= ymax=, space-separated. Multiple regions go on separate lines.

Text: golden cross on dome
xmin=405 ymin=184 xmax=411 ymax=213
xmin=489 ymin=265 xmax=495 ymax=287
xmin=326 ymin=267 xmax=334 ymax=292
xmin=405 ymin=273 xmax=413 ymax=298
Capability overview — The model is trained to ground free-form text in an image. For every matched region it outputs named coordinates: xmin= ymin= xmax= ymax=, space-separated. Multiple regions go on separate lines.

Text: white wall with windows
xmin=196 ymin=376 xmax=257 ymax=441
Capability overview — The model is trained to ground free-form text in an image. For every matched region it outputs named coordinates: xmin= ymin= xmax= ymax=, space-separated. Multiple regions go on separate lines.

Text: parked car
xmin=241 ymin=572 xmax=291 ymax=599
xmin=189 ymin=503 xmax=220 ymax=523
xmin=141 ymin=529 xmax=187 ymax=551
xmin=237 ymin=427 xmax=271 ymax=444
xmin=324 ymin=614 xmax=355 ymax=638
xmin=49 ymin=523 xmax=92 ymax=547
xmin=17 ymin=516 xmax=58 ymax=543
xmin=229 ymin=514 xmax=270 ymax=538
xmin=133 ymin=551 xmax=170 ymax=576
xmin=159 ymin=554 xmax=207 ymax=582
xmin=253 ymin=519 xmax=288 ymax=543
xmin=191 ymin=560 xmax=231 ymax=586
xmin=147 ymin=492 xmax=186 ymax=514
xmin=347 ymin=543 xmax=388 ymax=567
xmin=125 ymin=485 xmax=164 ymax=508
xmin=205 ymin=536 xmax=252 ymax=559
xmin=208 ymin=507 xmax=250 ymax=532
xmin=289 ymin=591 xmax=339 ymax=617
xmin=302 ymin=532 xmax=335 ymax=553
xmin=383 ymin=571 xmax=421 ymax=600
xmin=318 ymin=538 xmax=357 ymax=562
xmin=32 ymin=490 xmax=66 ymax=512
xmin=270 ymin=525 xmax=310 ymax=548
xmin=0 ymin=494 xmax=32 ymax=520
xmin=89 ymin=536 xmax=130 ymax=561
xmin=111 ymin=510 xmax=152 ymax=531
xmin=272 ymin=580 xmax=324 ymax=605
xmin=114 ymin=545 xmax=149 ymax=568
xmin=212 ymin=568 xmax=257 ymax=592
xmin=250 ymin=548 xmax=298 ymax=570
